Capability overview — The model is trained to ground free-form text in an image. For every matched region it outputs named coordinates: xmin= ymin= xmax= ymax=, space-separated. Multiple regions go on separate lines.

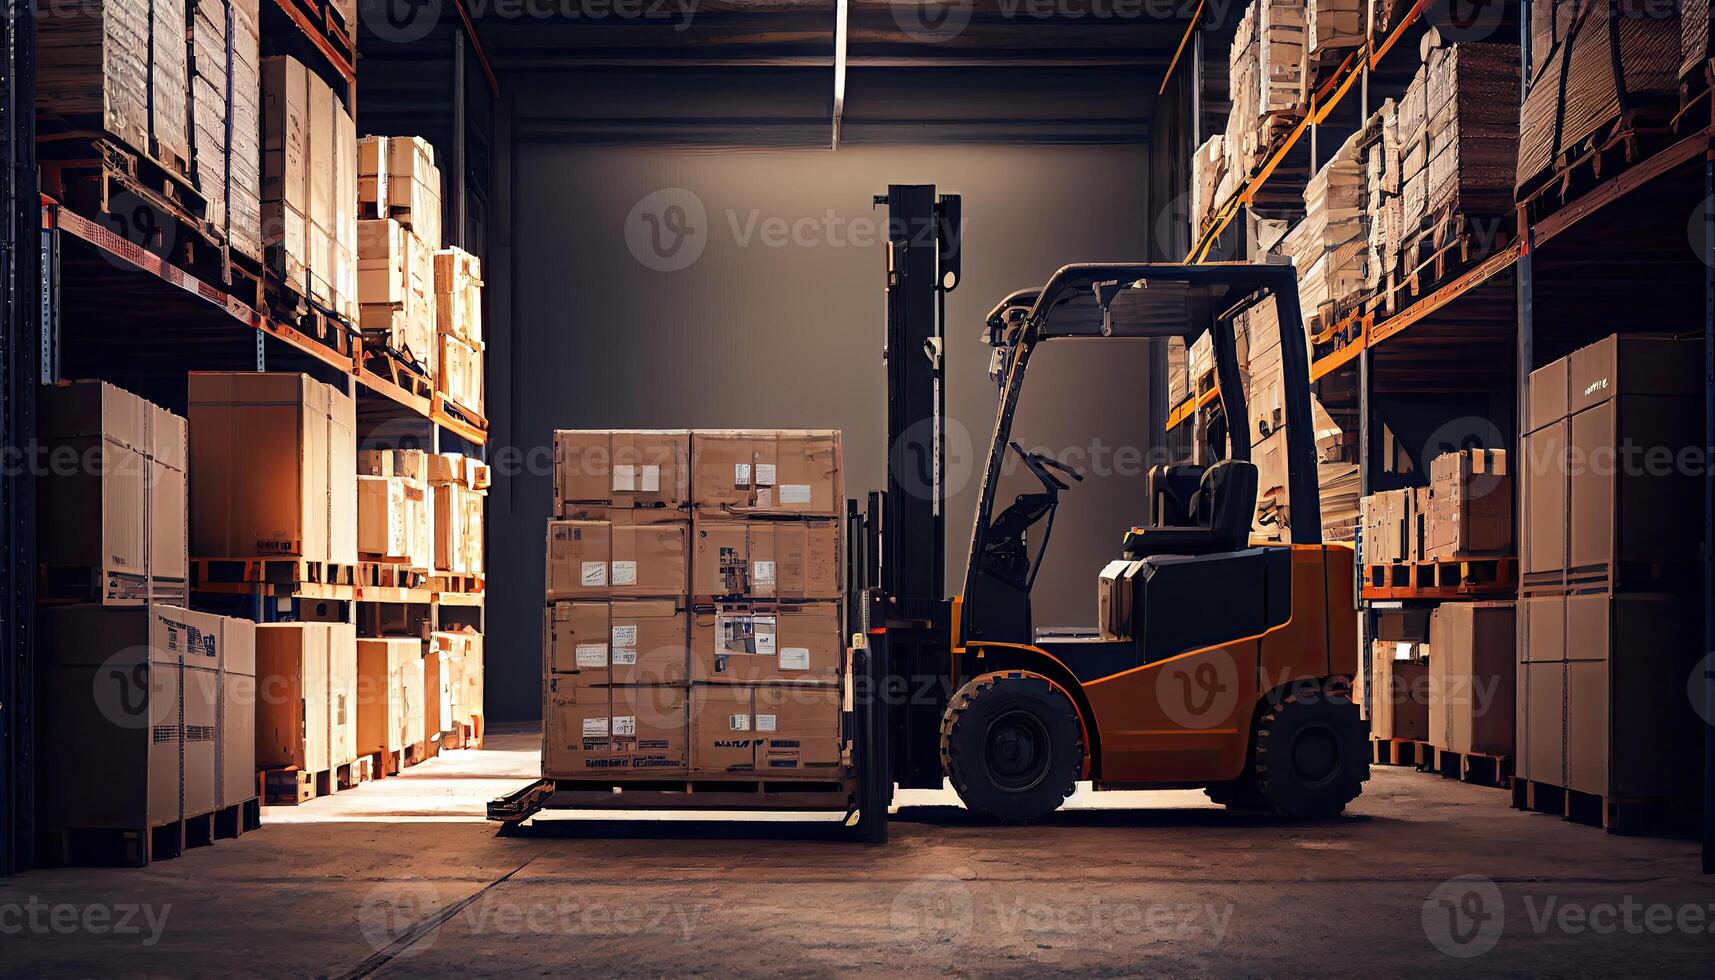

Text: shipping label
xmin=779 ymin=484 xmax=812 ymax=505
xmin=611 ymin=560 xmax=638 ymax=586
xmin=575 ymin=643 xmax=608 ymax=668
xmin=580 ymin=561 xmax=607 ymax=587
xmin=583 ymin=716 xmax=609 ymax=737
xmin=755 ymin=463 xmax=776 ymax=486
xmin=728 ymin=713 xmax=751 ymax=731
xmin=779 ymin=647 xmax=810 ymax=671
xmin=612 ymin=716 xmax=637 ymax=737
xmin=756 ymin=714 xmax=777 ymax=732
xmin=611 ymin=624 xmax=638 ymax=648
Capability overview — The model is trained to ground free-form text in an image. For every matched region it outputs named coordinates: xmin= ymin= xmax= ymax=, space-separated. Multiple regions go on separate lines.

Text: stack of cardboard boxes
xmin=1360 ymin=448 xmax=1510 ymax=567
xmin=34 ymin=381 xmax=258 ymax=854
xmin=189 ymin=0 xmax=262 ymax=263
xmin=429 ymin=452 xmax=488 ymax=577
xmin=357 ymin=449 xmax=433 ymax=571
xmin=434 ymin=247 xmax=484 ymax=415
xmin=1517 ymin=334 xmax=1703 ymax=818
xmin=1358 ymin=98 xmax=1401 ymax=294
xmin=261 ymin=55 xmax=358 ymax=318
xmin=1224 ymin=0 xmax=1307 ymax=182
xmin=358 ymin=136 xmax=442 ymax=374
xmin=35 ymin=0 xmax=152 ymax=159
xmin=1283 ymin=128 xmax=1365 ymax=330
xmin=544 ymin=429 xmax=846 ymax=781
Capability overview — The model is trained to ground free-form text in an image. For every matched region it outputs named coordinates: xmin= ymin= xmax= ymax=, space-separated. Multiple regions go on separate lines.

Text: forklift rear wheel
xmin=1253 ymin=682 xmax=1367 ymax=819
xmin=940 ymin=672 xmax=1083 ymax=823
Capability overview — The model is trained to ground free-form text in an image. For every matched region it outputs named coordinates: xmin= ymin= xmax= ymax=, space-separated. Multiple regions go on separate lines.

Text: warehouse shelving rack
xmin=1170 ymin=0 xmax=1714 ymax=870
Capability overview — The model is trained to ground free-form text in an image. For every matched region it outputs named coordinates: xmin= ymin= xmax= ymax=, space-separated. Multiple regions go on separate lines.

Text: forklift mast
xmin=863 ymin=184 xmax=961 ymax=791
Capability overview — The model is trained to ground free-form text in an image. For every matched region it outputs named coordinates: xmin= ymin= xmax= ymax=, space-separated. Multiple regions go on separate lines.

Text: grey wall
xmin=490 ymin=141 xmax=1157 ymax=720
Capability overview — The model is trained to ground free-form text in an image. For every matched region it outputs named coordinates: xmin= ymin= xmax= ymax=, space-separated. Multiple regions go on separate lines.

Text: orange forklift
xmin=847 ymin=185 xmax=1367 ymax=839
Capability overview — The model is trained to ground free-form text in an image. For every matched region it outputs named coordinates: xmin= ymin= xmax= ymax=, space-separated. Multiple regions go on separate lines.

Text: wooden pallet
xmin=358 ymin=560 xmax=429 ymax=588
xmin=540 ymin=776 xmax=855 ymax=812
xmin=370 ymin=747 xmax=407 ymax=778
xmin=1519 ymin=102 xmax=1679 ymax=222
xmin=336 ymin=756 xmax=374 ymax=790
xmin=429 ymin=571 xmax=485 ymax=595
xmin=1511 ymin=778 xmax=1689 ymax=835
xmin=1422 ymin=745 xmax=1510 ymax=789
xmin=36 ymin=822 xmax=186 ymax=868
xmin=1370 ymin=737 xmax=1428 ymax=767
xmin=443 ymin=716 xmax=485 ymax=751
xmin=1362 ymin=556 xmax=1517 ymax=600
xmin=259 ymin=766 xmax=337 ymax=806
xmin=215 ymin=798 xmax=262 ymax=839
xmin=1380 ymin=208 xmax=1513 ymax=315
xmin=362 ymin=342 xmax=434 ymax=401
xmin=193 ymin=557 xmax=357 ymax=590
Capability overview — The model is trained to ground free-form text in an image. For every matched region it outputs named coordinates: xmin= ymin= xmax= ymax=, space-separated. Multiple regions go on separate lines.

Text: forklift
xmin=846 ymin=184 xmax=1367 ymax=839
xmin=492 ymin=184 xmax=1366 ymax=840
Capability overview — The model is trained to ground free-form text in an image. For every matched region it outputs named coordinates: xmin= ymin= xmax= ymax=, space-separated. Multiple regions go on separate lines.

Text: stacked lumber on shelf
xmin=1282 ymin=128 xmax=1365 ymax=331
xmin=189 ymin=0 xmax=262 ymax=262
xmin=1517 ymin=2 xmax=1682 ymax=194
xmin=150 ymin=0 xmax=192 ymax=175
xmin=1225 ymin=0 xmax=1307 ymax=180
xmin=1307 ymin=0 xmax=1364 ymax=66
xmin=1425 ymin=43 xmax=1519 ymax=218
xmin=1359 ymin=99 xmax=1401 ymax=291
xmin=1192 ymin=135 xmax=1228 ymax=236
xmin=35 ymin=0 xmax=151 ymax=154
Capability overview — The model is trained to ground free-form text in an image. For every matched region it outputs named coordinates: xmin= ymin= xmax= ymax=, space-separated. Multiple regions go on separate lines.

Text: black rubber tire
xmin=1253 ymin=681 xmax=1368 ymax=819
xmin=940 ymin=672 xmax=1083 ymax=823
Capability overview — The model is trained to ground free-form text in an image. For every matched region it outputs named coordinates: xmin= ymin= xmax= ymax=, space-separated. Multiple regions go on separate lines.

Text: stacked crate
xmin=1225 ymin=1 xmax=1307 ymax=180
xmin=428 ymin=452 xmax=487 ymax=580
xmin=356 ymin=449 xmax=434 ymax=573
xmin=32 ymin=380 xmax=258 ymax=863
xmin=1306 ymin=0 xmax=1364 ymax=66
xmin=434 ymin=247 xmax=485 ymax=415
xmin=187 ymin=372 xmax=357 ymax=569
xmin=261 ymin=56 xmax=357 ymax=316
xmin=35 ymin=0 xmax=151 ymax=155
xmin=544 ymin=430 xmax=846 ymax=781
xmin=1517 ymin=335 xmax=1704 ymax=825
xmin=358 ymin=136 xmax=443 ymax=376
xmin=1359 ymin=99 xmax=1401 ymax=293
xmin=254 ymin=622 xmax=359 ymax=796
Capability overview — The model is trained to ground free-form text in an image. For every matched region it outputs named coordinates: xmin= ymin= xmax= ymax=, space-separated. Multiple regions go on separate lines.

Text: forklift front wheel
xmin=940 ymin=672 xmax=1084 ymax=823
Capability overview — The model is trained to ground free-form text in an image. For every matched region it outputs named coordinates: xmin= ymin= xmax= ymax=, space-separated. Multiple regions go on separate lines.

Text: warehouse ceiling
xmin=464 ymin=0 xmax=1208 ymax=144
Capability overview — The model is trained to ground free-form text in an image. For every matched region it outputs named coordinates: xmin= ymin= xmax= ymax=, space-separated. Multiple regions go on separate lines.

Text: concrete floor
xmin=4 ymin=728 xmax=1711 ymax=978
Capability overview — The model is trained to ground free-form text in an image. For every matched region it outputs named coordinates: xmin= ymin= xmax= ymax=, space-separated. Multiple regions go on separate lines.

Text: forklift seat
xmin=1122 ymin=459 xmax=1258 ymax=558
xmin=1145 ymin=463 xmax=1205 ymax=527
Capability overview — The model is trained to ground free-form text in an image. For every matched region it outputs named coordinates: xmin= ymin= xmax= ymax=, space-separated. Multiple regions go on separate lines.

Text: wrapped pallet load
xmin=1518 ymin=2 xmax=1681 ymax=195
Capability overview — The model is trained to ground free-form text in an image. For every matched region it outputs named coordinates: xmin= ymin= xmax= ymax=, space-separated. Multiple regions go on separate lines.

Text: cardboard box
xmin=1373 ymin=607 xmax=1430 ymax=642
xmin=1427 ymin=601 xmax=1514 ymax=755
xmin=220 ymin=615 xmax=257 ymax=809
xmin=1368 ymin=645 xmax=1428 ymax=742
xmin=545 ymin=520 xmax=687 ymax=600
xmin=357 ymin=475 xmax=410 ymax=561
xmin=1425 ymin=449 xmax=1511 ymax=560
xmin=690 ymin=430 xmax=843 ymax=517
xmin=1517 ymin=659 xmax=1565 ymax=786
xmin=403 ymin=655 xmax=426 ymax=748
xmin=434 ymin=247 xmax=483 ymax=345
xmin=756 ymin=684 xmax=843 ymax=773
xmin=188 ymin=372 xmax=356 ymax=564
xmin=547 ymin=600 xmax=687 ymax=685
xmin=34 ymin=0 xmax=151 ymax=158
xmin=1521 ymin=421 xmax=1567 ymax=577
xmin=327 ymin=623 xmax=357 ymax=768
xmin=424 ymin=644 xmax=454 ymax=737
xmin=689 ymin=684 xmax=759 ymax=775
xmin=356 ymin=637 xmax=418 ymax=757
xmin=36 ymin=605 xmax=244 ymax=832
xmin=38 ymin=380 xmax=188 ymax=602
xmin=690 ymin=519 xmax=840 ymax=600
xmin=357 ymin=218 xmax=435 ymax=371
xmin=692 ymin=601 xmax=841 ymax=684
xmin=431 ymin=629 xmax=483 ymax=725
xmin=554 ymin=430 xmax=691 ymax=514
xmin=255 ymin=623 xmax=330 ymax=772
xmin=434 ymin=482 xmax=486 ymax=575
xmin=435 ymin=330 xmax=483 ymax=415
xmin=359 ymin=135 xmax=441 ymax=249
xmin=543 ymin=682 xmax=689 ymax=776
xmin=260 ymin=56 xmax=308 ymax=289
xmin=1359 ymin=488 xmax=1414 ymax=564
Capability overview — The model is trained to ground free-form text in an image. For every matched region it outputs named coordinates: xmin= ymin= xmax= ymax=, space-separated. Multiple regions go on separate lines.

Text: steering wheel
xmin=1009 ymin=441 xmax=1086 ymax=491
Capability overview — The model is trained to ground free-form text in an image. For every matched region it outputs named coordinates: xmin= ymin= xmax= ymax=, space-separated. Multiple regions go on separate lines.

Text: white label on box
xmin=610 ymin=647 xmax=637 ymax=665
xmin=583 ymin=716 xmax=609 ymax=737
xmin=640 ymin=464 xmax=661 ymax=493
xmin=756 ymin=714 xmax=777 ymax=732
xmin=728 ymin=713 xmax=751 ymax=731
xmin=575 ymin=643 xmax=608 ymax=668
xmin=753 ymin=561 xmax=776 ymax=589
xmin=734 ymin=463 xmax=752 ymax=487
xmin=779 ymin=484 xmax=812 ymax=504
xmin=1393 ymin=641 xmax=1413 ymax=661
xmin=612 ymin=715 xmax=637 ymax=737
xmin=754 ymin=615 xmax=777 ymax=655
xmin=580 ymin=561 xmax=607 ymax=587
xmin=612 ymin=464 xmax=637 ymax=492
xmin=755 ymin=463 xmax=776 ymax=486
xmin=779 ymin=647 xmax=810 ymax=671
xmin=611 ymin=560 xmax=638 ymax=586
xmin=612 ymin=624 xmax=638 ymax=648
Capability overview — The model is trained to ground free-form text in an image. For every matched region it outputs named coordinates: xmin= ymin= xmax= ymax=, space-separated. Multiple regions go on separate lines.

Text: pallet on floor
xmin=337 ymin=756 xmax=374 ymax=790
xmin=1370 ymin=737 xmax=1428 ymax=767
xmin=443 ymin=716 xmax=485 ymax=751
xmin=259 ymin=765 xmax=338 ymax=806
xmin=370 ymin=747 xmax=407 ymax=778
xmin=34 ymin=800 xmax=255 ymax=868
xmin=1421 ymin=745 xmax=1510 ymax=789
xmin=1511 ymin=778 xmax=1691 ymax=835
